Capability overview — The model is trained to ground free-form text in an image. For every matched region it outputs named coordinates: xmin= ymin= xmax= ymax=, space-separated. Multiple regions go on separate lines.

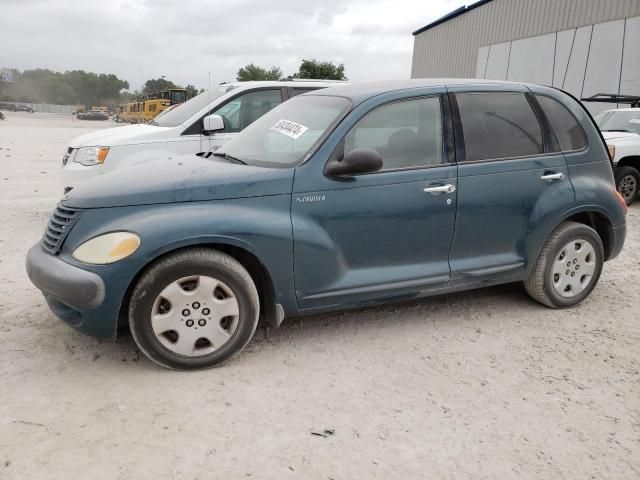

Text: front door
xmin=292 ymin=93 xmax=458 ymax=310
xmin=205 ymin=89 xmax=283 ymax=152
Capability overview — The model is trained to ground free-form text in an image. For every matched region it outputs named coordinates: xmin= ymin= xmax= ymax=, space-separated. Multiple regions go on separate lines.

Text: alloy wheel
xmin=618 ymin=174 xmax=638 ymax=203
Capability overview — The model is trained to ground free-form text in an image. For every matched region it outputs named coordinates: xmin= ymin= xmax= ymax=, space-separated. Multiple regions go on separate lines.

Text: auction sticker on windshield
xmin=270 ymin=119 xmax=308 ymax=139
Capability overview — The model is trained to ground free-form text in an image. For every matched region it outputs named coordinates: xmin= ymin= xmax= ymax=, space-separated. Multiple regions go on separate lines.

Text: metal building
xmin=411 ymin=0 xmax=640 ymax=113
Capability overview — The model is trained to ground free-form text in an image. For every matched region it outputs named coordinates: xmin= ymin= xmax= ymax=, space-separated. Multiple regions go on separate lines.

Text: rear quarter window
xmin=535 ymin=95 xmax=587 ymax=151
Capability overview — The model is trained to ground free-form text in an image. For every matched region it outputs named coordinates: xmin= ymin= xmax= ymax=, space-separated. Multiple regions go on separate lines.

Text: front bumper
xmin=26 ymin=243 xmax=118 ymax=338
xmin=26 ymin=244 xmax=105 ymax=309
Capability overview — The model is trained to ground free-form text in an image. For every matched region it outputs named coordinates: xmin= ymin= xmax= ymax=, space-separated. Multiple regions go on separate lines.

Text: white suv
xmin=61 ymin=81 xmax=345 ymax=190
xmin=593 ymin=106 xmax=640 ymax=206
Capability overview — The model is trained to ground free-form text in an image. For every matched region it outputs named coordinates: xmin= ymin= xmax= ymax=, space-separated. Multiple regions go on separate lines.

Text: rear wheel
xmin=129 ymin=248 xmax=259 ymax=370
xmin=615 ymin=165 xmax=639 ymax=206
xmin=525 ymin=222 xmax=604 ymax=308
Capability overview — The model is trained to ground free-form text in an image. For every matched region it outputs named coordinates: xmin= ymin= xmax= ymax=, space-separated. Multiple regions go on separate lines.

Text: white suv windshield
xmin=595 ymin=110 xmax=640 ymax=135
xmin=152 ymin=86 xmax=236 ymax=127
xmin=216 ymin=95 xmax=350 ymax=168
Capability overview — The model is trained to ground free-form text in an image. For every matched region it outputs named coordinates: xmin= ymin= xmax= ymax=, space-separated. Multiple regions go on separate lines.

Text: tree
xmin=1 ymin=67 xmax=129 ymax=106
xmin=143 ymin=77 xmax=177 ymax=95
xmin=184 ymin=84 xmax=202 ymax=99
xmin=292 ymin=59 xmax=347 ymax=80
xmin=236 ymin=64 xmax=283 ymax=81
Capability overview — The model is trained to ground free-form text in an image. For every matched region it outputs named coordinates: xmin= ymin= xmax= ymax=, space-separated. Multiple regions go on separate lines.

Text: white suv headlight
xmin=73 ymin=146 xmax=109 ymax=166
xmin=73 ymin=232 xmax=140 ymax=264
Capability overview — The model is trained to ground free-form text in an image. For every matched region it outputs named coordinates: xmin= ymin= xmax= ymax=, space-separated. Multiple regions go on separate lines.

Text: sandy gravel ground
xmin=0 ymin=112 xmax=638 ymax=480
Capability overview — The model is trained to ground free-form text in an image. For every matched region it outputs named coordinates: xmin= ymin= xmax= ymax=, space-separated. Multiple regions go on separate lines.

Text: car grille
xmin=42 ymin=204 xmax=83 ymax=255
xmin=62 ymin=147 xmax=73 ymax=166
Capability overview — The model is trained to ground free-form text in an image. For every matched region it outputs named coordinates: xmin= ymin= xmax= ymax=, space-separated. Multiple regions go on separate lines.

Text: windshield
xmin=594 ymin=110 xmax=640 ymax=134
xmin=217 ymin=95 xmax=350 ymax=168
xmin=153 ymin=86 xmax=236 ymax=127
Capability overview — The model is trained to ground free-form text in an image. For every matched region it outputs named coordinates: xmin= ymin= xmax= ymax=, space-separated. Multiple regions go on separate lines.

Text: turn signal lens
xmin=73 ymin=232 xmax=140 ymax=264
xmin=97 ymin=146 xmax=110 ymax=164
xmin=614 ymin=190 xmax=628 ymax=215
xmin=607 ymin=144 xmax=616 ymax=161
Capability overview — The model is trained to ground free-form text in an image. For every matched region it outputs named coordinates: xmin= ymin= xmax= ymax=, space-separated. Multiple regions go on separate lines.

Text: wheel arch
xmin=117 ymin=241 xmax=281 ymax=334
xmin=563 ymin=211 xmax=615 ymax=259
xmin=617 ymin=156 xmax=640 ymax=170
xmin=530 ymin=207 xmax=616 ymax=272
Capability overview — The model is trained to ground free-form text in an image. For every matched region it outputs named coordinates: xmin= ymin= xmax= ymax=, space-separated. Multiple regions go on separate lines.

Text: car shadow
xmin=99 ymin=281 xmax=534 ymax=370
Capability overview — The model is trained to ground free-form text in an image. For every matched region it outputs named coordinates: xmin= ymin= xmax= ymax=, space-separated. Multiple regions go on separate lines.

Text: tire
xmin=615 ymin=165 xmax=639 ymax=206
xmin=524 ymin=221 xmax=604 ymax=308
xmin=129 ymin=248 xmax=259 ymax=370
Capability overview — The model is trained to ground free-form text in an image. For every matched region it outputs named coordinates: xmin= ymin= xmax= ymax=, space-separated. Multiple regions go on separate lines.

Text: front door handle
xmin=540 ymin=172 xmax=565 ymax=182
xmin=423 ymin=184 xmax=456 ymax=194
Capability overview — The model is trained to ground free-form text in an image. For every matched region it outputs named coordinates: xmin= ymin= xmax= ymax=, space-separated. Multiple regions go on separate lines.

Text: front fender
xmin=61 ymin=196 xmax=296 ymax=333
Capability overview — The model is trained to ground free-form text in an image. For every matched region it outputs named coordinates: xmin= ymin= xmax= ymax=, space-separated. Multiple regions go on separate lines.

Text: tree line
xmin=0 ymin=59 xmax=346 ymax=106
xmin=236 ymin=59 xmax=346 ymax=81
xmin=0 ymin=69 xmax=130 ymax=106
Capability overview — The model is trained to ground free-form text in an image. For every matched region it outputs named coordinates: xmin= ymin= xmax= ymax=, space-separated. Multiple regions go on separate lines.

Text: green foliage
xmin=184 ymin=84 xmax=203 ymax=99
xmin=236 ymin=64 xmax=283 ymax=81
xmin=143 ymin=77 xmax=177 ymax=95
xmin=292 ymin=59 xmax=347 ymax=80
xmin=1 ymin=68 xmax=129 ymax=106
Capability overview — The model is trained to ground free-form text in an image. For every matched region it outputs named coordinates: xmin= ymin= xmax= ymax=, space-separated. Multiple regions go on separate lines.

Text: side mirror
xmin=202 ymin=114 xmax=224 ymax=132
xmin=325 ymin=147 xmax=383 ymax=177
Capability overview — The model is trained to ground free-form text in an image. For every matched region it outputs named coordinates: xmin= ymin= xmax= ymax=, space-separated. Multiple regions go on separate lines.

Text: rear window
xmin=456 ymin=92 xmax=544 ymax=162
xmin=536 ymin=95 xmax=587 ymax=151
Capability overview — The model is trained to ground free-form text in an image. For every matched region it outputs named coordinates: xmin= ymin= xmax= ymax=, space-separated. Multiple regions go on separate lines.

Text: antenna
xmin=206 ymin=71 xmax=211 ymax=152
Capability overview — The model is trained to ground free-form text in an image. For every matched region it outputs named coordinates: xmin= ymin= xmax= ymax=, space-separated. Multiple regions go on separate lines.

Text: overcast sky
xmin=0 ymin=0 xmax=465 ymax=91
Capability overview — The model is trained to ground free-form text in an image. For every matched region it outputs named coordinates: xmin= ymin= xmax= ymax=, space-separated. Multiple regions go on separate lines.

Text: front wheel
xmin=129 ymin=248 xmax=259 ymax=370
xmin=525 ymin=222 xmax=604 ymax=308
xmin=615 ymin=165 xmax=639 ymax=206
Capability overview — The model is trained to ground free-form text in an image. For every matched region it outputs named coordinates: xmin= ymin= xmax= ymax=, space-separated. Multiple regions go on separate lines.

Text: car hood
xmin=68 ymin=124 xmax=175 ymax=148
xmin=601 ymin=131 xmax=639 ymax=142
xmin=63 ymin=154 xmax=294 ymax=209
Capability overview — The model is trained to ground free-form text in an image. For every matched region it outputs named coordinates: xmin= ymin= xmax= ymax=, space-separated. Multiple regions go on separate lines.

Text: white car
xmin=61 ymin=81 xmax=345 ymax=190
xmin=593 ymin=107 xmax=640 ymax=206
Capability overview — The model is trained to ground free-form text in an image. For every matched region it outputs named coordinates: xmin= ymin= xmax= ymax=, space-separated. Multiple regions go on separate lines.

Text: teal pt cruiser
xmin=26 ymin=79 xmax=627 ymax=369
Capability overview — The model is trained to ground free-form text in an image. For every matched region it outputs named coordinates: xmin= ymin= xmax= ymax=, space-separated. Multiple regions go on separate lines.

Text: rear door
xmin=447 ymin=87 xmax=575 ymax=282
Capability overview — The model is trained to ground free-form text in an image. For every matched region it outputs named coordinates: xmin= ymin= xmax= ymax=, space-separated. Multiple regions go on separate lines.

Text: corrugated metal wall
xmin=411 ymin=0 xmax=640 ymax=79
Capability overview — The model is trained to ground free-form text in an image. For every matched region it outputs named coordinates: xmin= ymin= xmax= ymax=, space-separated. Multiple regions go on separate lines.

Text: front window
xmin=212 ymin=89 xmax=282 ymax=133
xmin=152 ymin=86 xmax=236 ymax=127
xmin=217 ymin=95 xmax=350 ymax=168
xmin=594 ymin=110 xmax=640 ymax=135
xmin=171 ymin=90 xmax=187 ymax=104
xmin=344 ymin=96 xmax=444 ymax=171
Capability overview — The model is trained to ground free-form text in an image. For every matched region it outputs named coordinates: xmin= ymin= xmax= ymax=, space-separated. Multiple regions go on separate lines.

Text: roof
xmin=223 ymin=80 xmax=348 ymax=88
xmin=600 ymin=107 xmax=640 ymax=112
xmin=306 ymin=78 xmax=523 ymax=105
xmin=412 ymin=0 xmax=494 ymax=36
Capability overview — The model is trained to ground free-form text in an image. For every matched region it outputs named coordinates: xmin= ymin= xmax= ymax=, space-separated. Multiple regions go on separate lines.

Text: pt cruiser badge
xmin=296 ymin=195 xmax=326 ymax=203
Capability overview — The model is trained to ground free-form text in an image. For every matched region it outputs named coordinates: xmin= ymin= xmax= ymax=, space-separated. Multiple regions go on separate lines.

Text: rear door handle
xmin=540 ymin=172 xmax=565 ymax=182
xmin=423 ymin=184 xmax=456 ymax=194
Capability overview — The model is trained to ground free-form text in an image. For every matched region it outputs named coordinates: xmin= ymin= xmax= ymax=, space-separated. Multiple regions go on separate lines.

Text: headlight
xmin=73 ymin=146 xmax=109 ymax=166
xmin=73 ymin=232 xmax=140 ymax=264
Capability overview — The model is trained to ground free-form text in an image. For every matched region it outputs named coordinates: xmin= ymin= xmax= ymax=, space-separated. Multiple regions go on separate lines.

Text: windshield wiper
xmin=602 ymin=129 xmax=631 ymax=133
xmin=149 ymin=120 xmax=158 ymax=126
xmin=211 ymin=152 xmax=248 ymax=165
